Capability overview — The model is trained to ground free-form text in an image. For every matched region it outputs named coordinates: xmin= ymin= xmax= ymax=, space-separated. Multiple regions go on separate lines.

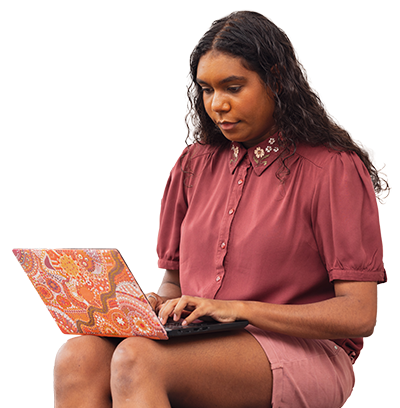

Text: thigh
xmin=247 ymin=328 xmax=355 ymax=408
xmin=122 ymin=329 xmax=272 ymax=408
xmin=55 ymin=335 xmax=122 ymax=375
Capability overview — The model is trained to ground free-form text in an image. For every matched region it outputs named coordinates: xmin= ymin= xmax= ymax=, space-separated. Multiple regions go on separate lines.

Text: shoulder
xmin=187 ymin=141 xmax=231 ymax=158
xmin=293 ymin=144 xmax=374 ymax=197
xmin=294 ymin=144 xmax=367 ymax=176
xmin=178 ymin=142 xmax=227 ymax=170
xmin=183 ymin=142 xmax=219 ymax=159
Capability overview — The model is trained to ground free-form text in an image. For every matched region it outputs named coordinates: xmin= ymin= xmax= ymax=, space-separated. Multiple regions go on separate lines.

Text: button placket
xmin=213 ymin=157 xmax=250 ymax=296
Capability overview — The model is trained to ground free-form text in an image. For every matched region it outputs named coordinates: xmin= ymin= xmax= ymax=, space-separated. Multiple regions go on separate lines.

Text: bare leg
xmin=54 ymin=335 xmax=122 ymax=408
xmin=110 ymin=330 xmax=272 ymax=408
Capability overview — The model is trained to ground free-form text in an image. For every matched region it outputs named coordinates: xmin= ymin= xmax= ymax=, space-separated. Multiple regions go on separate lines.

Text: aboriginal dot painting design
xmin=12 ymin=249 xmax=168 ymax=340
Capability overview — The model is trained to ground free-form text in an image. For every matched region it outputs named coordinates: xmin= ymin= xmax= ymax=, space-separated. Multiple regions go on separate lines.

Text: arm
xmin=146 ymin=269 xmax=182 ymax=311
xmin=158 ymin=280 xmax=377 ymax=339
xmin=239 ymin=280 xmax=377 ymax=339
xmin=158 ymin=269 xmax=182 ymax=299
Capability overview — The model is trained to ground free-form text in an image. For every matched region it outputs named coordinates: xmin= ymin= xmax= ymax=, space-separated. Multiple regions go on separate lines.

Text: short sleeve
xmin=312 ymin=151 xmax=386 ymax=283
xmin=156 ymin=148 xmax=189 ymax=270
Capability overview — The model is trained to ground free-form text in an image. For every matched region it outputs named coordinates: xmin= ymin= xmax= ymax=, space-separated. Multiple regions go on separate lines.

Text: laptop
xmin=12 ymin=248 xmax=248 ymax=339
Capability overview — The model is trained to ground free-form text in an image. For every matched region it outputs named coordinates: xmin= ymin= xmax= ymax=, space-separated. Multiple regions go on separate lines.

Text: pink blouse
xmin=157 ymin=135 xmax=386 ymax=360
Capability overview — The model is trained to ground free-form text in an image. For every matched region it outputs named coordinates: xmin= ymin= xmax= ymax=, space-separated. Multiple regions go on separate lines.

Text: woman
xmin=54 ymin=11 xmax=387 ymax=408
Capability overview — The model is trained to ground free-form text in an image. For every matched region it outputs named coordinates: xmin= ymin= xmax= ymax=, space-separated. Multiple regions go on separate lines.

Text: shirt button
xmin=238 ymin=179 xmax=243 ymax=185
xmin=220 ymin=242 xmax=226 ymax=249
xmin=216 ymin=276 xmax=221 ymax=282
xmin=228 ymin=209 xmax=235 ymax=215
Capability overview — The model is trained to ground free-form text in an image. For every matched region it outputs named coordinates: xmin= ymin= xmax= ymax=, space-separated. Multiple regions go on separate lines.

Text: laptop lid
xmin=12 ymin=248 xmax=248 ymax=339
xmin=13 ymin=248 xmax=169 ymax=339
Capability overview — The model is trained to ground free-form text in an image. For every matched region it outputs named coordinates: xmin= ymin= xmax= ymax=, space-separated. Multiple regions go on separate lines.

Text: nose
xmin=211 ymin=92 xmax=230 ymax=113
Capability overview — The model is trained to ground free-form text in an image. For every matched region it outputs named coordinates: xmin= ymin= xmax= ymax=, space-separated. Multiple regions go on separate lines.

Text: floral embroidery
xmin=230 ymin=144 xmax=240 ymax=164
xmin=253 ymin=137 xmax=280 ymax=166
xmin=254 ymin=147 xmax=265 ymax=159
xmin=253 ymin=150 xmax=270 ymax=166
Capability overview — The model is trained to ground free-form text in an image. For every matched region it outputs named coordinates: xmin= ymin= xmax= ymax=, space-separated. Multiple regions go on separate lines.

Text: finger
xmin=173 ymin=296 xmax=206 ymax=324
xmin=158 ymin=298 xmax=180 ymax=324
xmin=181 ymin=308 xmax=205 ymax=326
xmin=146 ymin=293 xmax=161 ymax=311
xmin=170 ymin=295 xmax=194 ymax=321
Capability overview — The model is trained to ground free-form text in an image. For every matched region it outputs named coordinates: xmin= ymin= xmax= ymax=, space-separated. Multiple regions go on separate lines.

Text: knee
xmin=54 ymin=336 xmax=120 ymax=405
xmin=111 ymin=337 xmax=157 ymax=376
xmin=54 ymin=336 xmax=106 ymax=389
xmin=55 ymin=336 xmax=97 ymax=376
xmin=110 ymin=337 xmax=158 ymax=394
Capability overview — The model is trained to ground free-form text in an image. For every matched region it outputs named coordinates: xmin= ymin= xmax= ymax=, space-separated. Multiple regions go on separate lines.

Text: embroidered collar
xmin=228 ymin=133 xmax=282 ymax=176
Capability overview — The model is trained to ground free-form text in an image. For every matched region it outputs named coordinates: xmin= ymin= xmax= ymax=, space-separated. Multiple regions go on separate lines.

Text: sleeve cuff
xmin=158 ymin=258 xmax=180 ymax=270
xmin=328 ymin=268 xmax=387 ymax=284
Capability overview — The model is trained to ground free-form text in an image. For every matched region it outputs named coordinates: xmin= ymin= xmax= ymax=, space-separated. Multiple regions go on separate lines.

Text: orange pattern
xmin=13 ymin=249 xmax=168 ymax=340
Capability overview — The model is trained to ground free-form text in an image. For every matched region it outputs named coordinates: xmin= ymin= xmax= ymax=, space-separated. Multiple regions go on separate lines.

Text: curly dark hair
xmin=186 ymin=11 xmax=389 ymax=196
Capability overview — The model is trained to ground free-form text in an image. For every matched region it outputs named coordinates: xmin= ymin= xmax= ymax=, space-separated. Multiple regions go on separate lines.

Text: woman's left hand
xmin=158 ymin=295 xmax=242 ymax=326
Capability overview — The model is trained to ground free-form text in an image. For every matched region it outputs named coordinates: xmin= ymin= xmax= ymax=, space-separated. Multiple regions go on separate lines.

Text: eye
xmin=201 ymin=87 xmax=213 ymax=95
xmin=227 ymin=86 xmax=242 ymax=93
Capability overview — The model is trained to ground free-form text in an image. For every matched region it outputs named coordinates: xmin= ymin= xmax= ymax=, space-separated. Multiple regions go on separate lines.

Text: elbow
xmin=339 ymin=307 xmax=377 ymax=338
xmin=358 ymin=325 xmax=374 ymax=338
xmin=342 ymin=322 xmax=375 ymax=339
xmin=334 ymin=281 xmax=379 ymax=338
xmin=354 ymin=314 xmax=376 ymax=338
xmin=361 ymin=319 xmax=376 ymax=338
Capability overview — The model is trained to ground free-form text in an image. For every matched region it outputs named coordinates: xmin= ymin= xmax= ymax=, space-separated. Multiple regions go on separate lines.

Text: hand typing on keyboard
xmin=158 ymin=295 xmax=241 ymax=326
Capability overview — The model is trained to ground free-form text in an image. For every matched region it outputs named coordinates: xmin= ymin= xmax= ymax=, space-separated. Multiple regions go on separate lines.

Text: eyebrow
xmin=196 ymin=75 xmax=247 ymax=85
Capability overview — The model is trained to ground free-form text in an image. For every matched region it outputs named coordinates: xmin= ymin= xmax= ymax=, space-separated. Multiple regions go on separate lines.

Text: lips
xmin=218 ymin=121 xmax=239 ymax=131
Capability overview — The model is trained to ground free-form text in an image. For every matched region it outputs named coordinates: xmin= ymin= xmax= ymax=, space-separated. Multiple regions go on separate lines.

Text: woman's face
xmin=197 ymin=51 xmax=277 ymax=148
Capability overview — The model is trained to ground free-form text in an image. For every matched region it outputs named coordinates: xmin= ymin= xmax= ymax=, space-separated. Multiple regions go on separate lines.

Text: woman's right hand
xmin=146 ymin=292 xmax=165 ymax=312
xmin=146 ymin=269 xmax=182 ymax=313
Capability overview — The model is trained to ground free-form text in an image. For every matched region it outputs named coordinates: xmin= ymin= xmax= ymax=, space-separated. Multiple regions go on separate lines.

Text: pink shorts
xmin=245 ymin=326 xmax=355 ymax=408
